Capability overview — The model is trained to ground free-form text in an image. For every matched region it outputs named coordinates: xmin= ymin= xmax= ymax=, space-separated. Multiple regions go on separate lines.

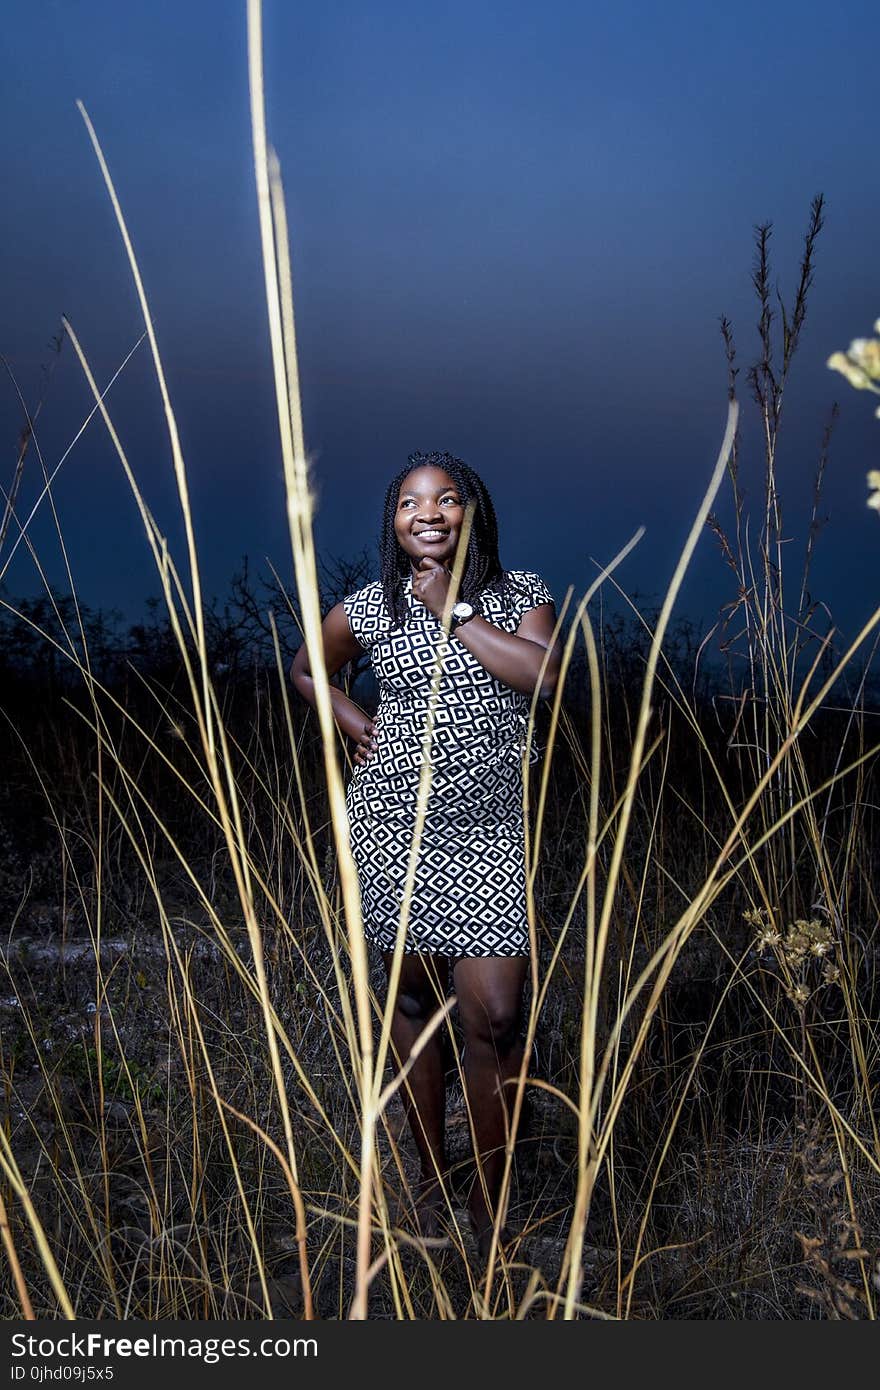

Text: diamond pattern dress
xmin=342 ymin=569 xmax=555 ymax=956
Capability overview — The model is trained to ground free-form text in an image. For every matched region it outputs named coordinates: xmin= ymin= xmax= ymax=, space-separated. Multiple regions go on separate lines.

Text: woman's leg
xmin=381 ymin=950 xmax=450 ymax=1232
xmin=453 ymin=955 xmax=529 ymax=1256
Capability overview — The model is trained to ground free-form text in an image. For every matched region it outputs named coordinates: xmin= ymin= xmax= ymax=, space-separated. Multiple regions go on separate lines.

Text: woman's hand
xmin=289 ymin=602 xmax=382 ymax=759
xmin=353 ymin=719 xmax=378 ymax=766
xmin=411 ymin=556 xmax=452 ymax=618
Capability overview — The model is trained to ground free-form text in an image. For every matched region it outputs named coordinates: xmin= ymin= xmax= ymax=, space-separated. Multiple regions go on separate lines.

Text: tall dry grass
xmin=1 ymin=1 xmax=878 ymax=1319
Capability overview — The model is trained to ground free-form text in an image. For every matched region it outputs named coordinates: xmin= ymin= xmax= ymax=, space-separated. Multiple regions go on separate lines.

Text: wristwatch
xmin=449 ymin=600 xmax=475 ymax=631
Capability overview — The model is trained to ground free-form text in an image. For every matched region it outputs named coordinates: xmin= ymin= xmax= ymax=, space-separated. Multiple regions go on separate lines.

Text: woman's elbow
xmin=538 ymin=649 xmax=562 ymax=701
xmin=290 ymin=650 xmax=311 ymax=696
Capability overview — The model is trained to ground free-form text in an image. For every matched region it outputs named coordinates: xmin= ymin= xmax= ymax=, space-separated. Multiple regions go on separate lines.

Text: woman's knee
xmin=461 ymin=996 xmax=521 ymax=1053
xmin=384 ymin=953 xmax=447 ymax=1025
xmin=454 ymin=958 xmax=526 ymax=1055
xmin=394 ymin=988 xmax=435 ymax=1024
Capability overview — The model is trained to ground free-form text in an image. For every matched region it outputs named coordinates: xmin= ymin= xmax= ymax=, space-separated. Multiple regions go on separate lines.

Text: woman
xmin=291 ymin=450 xmax=561 ymax=1259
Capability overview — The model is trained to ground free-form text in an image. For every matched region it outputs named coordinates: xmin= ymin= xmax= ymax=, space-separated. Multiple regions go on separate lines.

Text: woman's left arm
xmin=452 ymin=603 xmax=562 ymax=699
xmin=412 ymin=557 xmax=562 ymax=698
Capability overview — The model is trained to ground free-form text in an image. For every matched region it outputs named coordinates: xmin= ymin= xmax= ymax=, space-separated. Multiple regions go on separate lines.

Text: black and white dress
xmin=342 ymin=569 xmax=555 ymax=957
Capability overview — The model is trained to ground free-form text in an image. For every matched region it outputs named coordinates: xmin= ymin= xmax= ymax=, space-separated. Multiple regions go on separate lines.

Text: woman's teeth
xmin=417 ymin=530 xmax=446 ymax=541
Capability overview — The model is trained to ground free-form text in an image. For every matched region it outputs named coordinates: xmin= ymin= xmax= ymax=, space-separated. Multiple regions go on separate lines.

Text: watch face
xmin=452 ymin=601 xmax=474 ymax=620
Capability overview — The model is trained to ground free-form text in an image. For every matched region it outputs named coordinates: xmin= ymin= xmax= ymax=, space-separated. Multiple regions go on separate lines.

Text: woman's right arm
xmin=290 ymin=602 xmax=377 ymax=766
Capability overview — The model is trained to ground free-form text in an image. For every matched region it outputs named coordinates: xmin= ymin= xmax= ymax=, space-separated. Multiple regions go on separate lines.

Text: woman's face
xmin=393 ymin=466 xmax=466 ymax=571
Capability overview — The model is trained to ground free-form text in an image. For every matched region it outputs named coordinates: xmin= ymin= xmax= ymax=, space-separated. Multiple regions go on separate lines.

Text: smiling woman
xmin=291 ymin=450 xmax=561 ymax=1261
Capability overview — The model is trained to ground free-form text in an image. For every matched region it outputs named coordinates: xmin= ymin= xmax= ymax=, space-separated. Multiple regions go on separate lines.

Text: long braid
xmin=378 ymin=451 xmax=512 ymax=628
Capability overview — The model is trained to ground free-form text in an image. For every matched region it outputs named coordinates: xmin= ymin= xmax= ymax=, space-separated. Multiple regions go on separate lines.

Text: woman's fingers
xmin=353 ymin=720 xmax=378 ymax=765
xmin=412 ymin=562 xmax=452 ymax=617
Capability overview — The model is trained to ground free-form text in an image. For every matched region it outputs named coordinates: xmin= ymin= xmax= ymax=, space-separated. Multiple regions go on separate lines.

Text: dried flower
xmin=783 ymin=917 xmax=834 ymax=966
xmin=784 ymin=925 xmax=809 ymax=963
xmin=845 ymin=337 xmax=880 ymax=379
xmin=827 ymin=350 xmax=877 ymax=391
xmin=743 ymin=906 xmax=768 ymax=929
xmin=822 ymin=962 xmax=841 ymax=985
xmin=756 ymin=925 xmax=782 ymax=953
xmin=786 ymin=983 xmax=811 ymax=1008
xmin=827 ymin=326 xmax=880 ymax=511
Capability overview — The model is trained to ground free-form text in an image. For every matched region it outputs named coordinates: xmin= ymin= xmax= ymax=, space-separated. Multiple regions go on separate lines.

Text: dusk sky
xmin=2 ymin=0 xmax=879 ymax=650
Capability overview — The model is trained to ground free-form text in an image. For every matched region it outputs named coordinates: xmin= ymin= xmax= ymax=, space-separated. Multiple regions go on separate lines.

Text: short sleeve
xmin=510 ymin=570 xmax=555 ymax=621
xmin=342 ymin=581 xmax=389 ymax=651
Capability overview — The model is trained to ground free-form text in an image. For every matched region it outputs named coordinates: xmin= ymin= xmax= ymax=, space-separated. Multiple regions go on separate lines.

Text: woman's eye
xmin=441 ymin=496 xmax=460 ymax=506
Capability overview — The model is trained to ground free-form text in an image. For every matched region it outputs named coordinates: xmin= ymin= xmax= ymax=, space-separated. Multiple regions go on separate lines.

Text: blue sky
xmin=2 ymin=0 xmax=879 ymax=644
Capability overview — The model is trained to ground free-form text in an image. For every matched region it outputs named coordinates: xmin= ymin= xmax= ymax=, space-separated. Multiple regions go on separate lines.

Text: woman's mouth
xmin=415 ymin=530 xmax=448 ymax=542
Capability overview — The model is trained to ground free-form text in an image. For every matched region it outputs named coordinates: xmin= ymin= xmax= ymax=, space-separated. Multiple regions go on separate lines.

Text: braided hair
xmin=379 ymin=451 xmax=512 ymax=628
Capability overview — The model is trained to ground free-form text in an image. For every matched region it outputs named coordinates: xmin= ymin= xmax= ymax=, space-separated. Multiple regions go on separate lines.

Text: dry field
xmin=1 ymin=2 xmax=877 ymax=1321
